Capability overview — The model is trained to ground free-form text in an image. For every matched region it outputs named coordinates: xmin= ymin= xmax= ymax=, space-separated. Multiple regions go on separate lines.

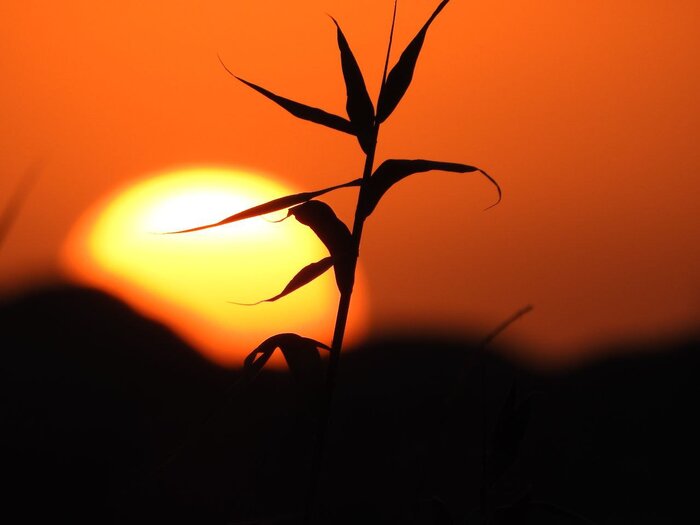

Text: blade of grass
xmin=218 ymin=54 xmax=355 ymax=135
xmin=161 ymin=178 xmax=361 ymax=234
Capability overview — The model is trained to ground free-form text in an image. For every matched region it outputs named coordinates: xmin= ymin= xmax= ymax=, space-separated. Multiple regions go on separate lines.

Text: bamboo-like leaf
xmin=289 ymin=201 xmax=353 ymax=258
xmin=163 ymin=178 xmax=361 ymax=234
xmin=232 ymin=257 xmax=333 ymax=305
xmin=330 ymin=16 xmax=376 ymax=153
xmin=360 ymin=159 xmax=501 ymax=218
xmin=288 ymin=201 xmax=355 ymax=295
xmin=218 ymin=55 xmax=354 ymax=135
xmin=376 ymin=0 xmax=450 ymax=123
xmin=241 ymin=333 xmax=329 ymax=387
xmin=278 ymin=336 xmax=330 ymax=396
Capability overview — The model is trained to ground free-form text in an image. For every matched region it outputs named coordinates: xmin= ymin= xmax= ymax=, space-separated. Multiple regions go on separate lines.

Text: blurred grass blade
xmin=0 ymin=164 xmax=41 ymax=253
xmin=163 ymin=178 xmax=361 ymax=234
xmin=376 ymin=0 xmax=450 ymax=123
xmin=289 ymin=201 xmax=355 ymax=294
xmin=218 ymin=55 xmax=354 ymax=135
xmin=232 ymin=257 xmax=334 ymax=305
xmin=330 ymin=16 xmax=376 ymax=153
xmin=360 ymin=158 xmax=501 ymax=218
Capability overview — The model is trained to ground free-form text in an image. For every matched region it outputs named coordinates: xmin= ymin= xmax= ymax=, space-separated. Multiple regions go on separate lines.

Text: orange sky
xmin=1 ymin=0 xmax=699 ymax=367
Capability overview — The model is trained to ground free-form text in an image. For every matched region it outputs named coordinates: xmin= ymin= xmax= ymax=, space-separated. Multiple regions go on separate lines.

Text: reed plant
xmin=171 ymin=1 xmax=501 ymax=521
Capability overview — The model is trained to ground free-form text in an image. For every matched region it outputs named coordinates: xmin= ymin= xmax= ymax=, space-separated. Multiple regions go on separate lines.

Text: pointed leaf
xmin=330 ymin=17 xmax=376 ymax=153
xmin=162 ymin=178 xmax=361 ymax=234
xmin=289 ymin=201 xmax=355 ymax=295
xmin=218 ymin=55 xmax=354 ymax=135
xmin=360 ymin=159 xmax=501 ymax=218
xmin=232 ymin=257 xmax=334 ymax=305
xmin=376 ymin=0 xmax=450 ymax=123
xmin=240 ymin=337 xmax=278 ymax=385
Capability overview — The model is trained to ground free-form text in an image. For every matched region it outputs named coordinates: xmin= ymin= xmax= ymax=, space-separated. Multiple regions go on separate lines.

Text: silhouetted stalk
xmin=304 ymin=126 xmax=378 ymax=522
xmin=0 ymin=164 xmax=40 ymax=254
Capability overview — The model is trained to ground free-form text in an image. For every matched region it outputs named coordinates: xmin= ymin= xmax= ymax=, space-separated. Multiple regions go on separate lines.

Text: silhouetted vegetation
xmin=168 ymin=1 xmax=500 ymax=521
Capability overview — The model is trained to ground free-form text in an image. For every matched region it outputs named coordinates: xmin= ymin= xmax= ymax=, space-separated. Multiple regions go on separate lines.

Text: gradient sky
xmin=1 ymin=0 xmax=699 ymax=367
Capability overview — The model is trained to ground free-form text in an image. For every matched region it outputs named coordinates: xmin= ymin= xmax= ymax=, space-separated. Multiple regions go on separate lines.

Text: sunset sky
xmin=1 ymin=0 xmax=698 ymax=367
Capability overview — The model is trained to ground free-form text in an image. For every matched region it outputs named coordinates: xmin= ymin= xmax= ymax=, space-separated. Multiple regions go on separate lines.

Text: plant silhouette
xmin=168 ymin=0 xmax=501 ymax=521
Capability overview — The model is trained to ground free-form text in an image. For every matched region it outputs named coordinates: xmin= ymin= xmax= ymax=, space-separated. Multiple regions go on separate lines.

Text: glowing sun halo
xmin=61 ymin=166 xmax=369 ymax=367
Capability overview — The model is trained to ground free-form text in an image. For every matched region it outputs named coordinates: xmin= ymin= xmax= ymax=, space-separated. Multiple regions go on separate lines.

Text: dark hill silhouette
xmin=1 ymin=285 xmax=697 ymax=524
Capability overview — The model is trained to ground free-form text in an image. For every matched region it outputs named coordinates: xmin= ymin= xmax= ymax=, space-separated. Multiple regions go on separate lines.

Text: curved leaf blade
xmin=241 ymin=333 xmax=329 ymax=387
xmin=330 ymin=16 xmax=376 ymax=153
xmin=218 ymin=55 xmax=354 ymax=135
xmin=376 ymin=0 xmax=450 ymax=123
xmin=289 ymin=201 xmax=355 ymax=294
xmin=232 ymin=257 xmax=334 ymax=305
xmin=278 ymin=336 xmax=330 ymax=398
xmin=162 ymin=178 xmax=361 ymax=234
xmin=289 ymin=201 xmax=353 ymax=257
xmin=360 ymin=159 xmax=501 ymax=218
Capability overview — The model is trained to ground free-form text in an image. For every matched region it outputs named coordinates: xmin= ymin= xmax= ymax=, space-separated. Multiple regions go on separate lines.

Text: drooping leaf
xmin=240 ymin=336 xmax=279 ymax=385
xmin=376 ymin=0 xmax=450 ymax=123
xmin=288 ymin=201 xmax=355 ymax=294
xmin=240 ymin=333 xmax=330 ymax=392
xmin=360 ymin=158 xmax=501 ymax=218
xmin=330 ymin=16 xmax=376 ymax=153
xmin=231 ymin=257 xmax=334 ymax=305
xmin=288 ymin=201 xmax=353 ymax=258
xmin=162 ymin=178 xmax=361 ymax=234
xmin=218 ymin=55 xmax=354 ymax=135
xmin=278 ymin=336 xmax=330 ymax=394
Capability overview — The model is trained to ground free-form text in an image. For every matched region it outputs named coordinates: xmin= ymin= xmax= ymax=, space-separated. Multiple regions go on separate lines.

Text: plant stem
xmin=304 ymin=126 xmax=378 ymax=523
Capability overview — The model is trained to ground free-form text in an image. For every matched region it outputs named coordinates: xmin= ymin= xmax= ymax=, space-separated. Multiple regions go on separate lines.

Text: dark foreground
xmin=2 ymin=285 xmax=698 ymax=524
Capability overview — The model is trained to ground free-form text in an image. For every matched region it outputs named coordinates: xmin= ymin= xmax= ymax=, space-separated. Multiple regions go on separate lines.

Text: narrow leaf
xmin=241 ymin=333 xmax=329 ymax=387
xmin=232 ymin=257 xmax=333 ymax=305
xmin=279 ymin=337 xmax=329 ymax=394
xmin=289 ymin=201 xmax=355 ymax=295
xmin=162 ymin=178 xmax=361 ymax=234
xmin=218 ymin=55 xmax=354 ymax=135
xmin=360 ymin=159 xmax=501 ymax=218
xmin=289 ymin=201 xmax=353 ymax=258
xmin=376 ymin=0 xmax=450 ymax=123
xmin=330 ymin=17 xmax=376 ymax=153
xmin=240 ymin=338 xmax=278 ymax=385
xmin=380 ymin=1 xmax=399 ymax=90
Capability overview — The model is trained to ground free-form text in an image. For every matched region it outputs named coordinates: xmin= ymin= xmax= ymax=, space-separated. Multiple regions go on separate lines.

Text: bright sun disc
xmin=61 ymin=166 xmax=369 ymax=367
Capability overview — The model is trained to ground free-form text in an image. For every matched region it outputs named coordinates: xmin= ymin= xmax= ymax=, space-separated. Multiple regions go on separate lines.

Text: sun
xmin=61 ymin=166 xmax=369 ymax=367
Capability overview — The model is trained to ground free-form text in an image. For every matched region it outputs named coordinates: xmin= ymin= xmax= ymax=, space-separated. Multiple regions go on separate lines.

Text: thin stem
xmin=304 ymin=126 xmax=378 ymax=523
